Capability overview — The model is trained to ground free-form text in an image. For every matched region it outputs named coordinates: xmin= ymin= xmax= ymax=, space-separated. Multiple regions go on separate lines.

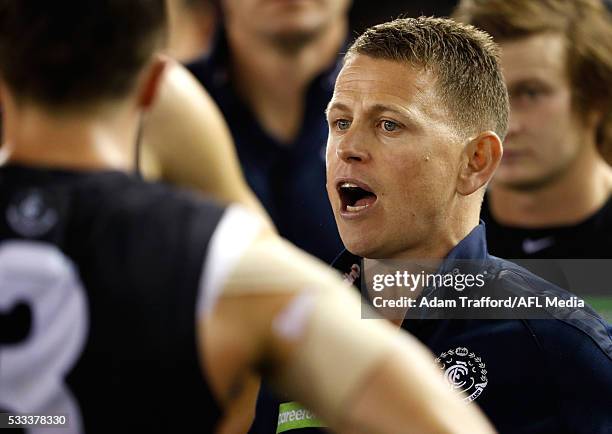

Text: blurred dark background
xmin=349 ymin=0 xmax=459 ymax=34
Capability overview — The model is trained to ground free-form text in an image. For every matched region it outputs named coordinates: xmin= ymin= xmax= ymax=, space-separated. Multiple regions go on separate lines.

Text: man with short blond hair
xmin=328 ymin=17 xmax=507 ymax=262
xmin=261 ymin=16 xmax=612 ymax=434
xmin=324 ymin=15 xmax=612 ymax=434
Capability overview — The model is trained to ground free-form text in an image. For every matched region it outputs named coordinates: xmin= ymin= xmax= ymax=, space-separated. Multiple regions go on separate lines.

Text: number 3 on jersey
xmin=0 ymin=241 xmax=88 ymax=433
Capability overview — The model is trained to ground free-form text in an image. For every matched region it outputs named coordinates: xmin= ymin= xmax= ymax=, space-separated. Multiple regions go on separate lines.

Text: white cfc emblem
xmin=436 ymin=347 xmax=488 ymax=402
xmin=7 ymin=189 xmax=58 ymax=237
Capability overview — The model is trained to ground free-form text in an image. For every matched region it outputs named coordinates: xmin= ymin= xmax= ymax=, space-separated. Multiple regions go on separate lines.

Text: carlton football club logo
xmin=436 ymin=347 xmax=488 ymax=402
xmin=7 ymin=189 xmax=58 ymax=237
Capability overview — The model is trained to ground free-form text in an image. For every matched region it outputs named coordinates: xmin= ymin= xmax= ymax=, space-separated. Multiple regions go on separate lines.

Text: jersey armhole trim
xmin=196 ymin=204 xmax=262 ymax=318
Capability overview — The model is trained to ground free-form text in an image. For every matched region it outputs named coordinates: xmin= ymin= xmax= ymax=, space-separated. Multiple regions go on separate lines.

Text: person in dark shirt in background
xmin=454 ymin=0 xmax=612 ymax=259
xmin=180 ymin=3 xmax=353 ymax=429
xmin=187 ymin=0 xmax=352 ymax=264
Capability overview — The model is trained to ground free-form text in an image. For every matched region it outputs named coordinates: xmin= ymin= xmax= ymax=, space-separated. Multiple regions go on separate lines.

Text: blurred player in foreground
xmin=0 ymin=1 xmax=494 ymax=433
xmin=165 ymin=0 xmax=216 ymax=63
xmin=141 ymin=50 xmax=271 ymax=434
xmin=140 ymin=60 xmax=274 ymax=230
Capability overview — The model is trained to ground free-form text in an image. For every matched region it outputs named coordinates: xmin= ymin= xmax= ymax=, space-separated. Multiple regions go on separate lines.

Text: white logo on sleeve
xmin=436 ymin=347 xmax=488 ymax=402
xmin=522 ymin=237 xmax=555 ymax=254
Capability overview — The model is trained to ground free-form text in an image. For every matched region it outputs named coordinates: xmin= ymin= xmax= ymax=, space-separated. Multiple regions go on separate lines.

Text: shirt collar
xmin=445 ymin=221 xmax=489 ymax=261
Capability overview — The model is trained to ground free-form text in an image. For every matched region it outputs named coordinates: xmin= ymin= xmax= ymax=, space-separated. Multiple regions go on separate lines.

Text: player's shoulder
xmin=78 ymin=171 xmax=224 ymax=224
xmin=1 ymin=164 xmax=226 ymax=229
xmin=64 ymin=171 xmax=228 ymax=267
xmin=523 ymin=316 xmax=612 ymax=363
xmin=487 ymin=256 xmax=612 ymax=361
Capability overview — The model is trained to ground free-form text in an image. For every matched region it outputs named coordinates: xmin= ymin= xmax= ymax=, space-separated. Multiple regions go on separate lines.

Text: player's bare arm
xmin=199 ymin=211 xmax=496 ymax=434
xmin=141 ymin=60 xmax=274 ymax=230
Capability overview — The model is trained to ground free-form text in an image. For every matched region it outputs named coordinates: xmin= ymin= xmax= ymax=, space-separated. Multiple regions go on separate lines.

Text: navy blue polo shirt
xmin=186 ymin=31 xmax=344 ymax=263
xmin=258 ymin=224 xmax=612 ymax=434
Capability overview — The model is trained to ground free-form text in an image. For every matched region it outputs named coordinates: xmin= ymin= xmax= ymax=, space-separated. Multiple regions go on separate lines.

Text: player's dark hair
xmin=0 ymin=0 xmax=167 ymax=109
xmin=347 ymin=16 xmax=509 ymax=140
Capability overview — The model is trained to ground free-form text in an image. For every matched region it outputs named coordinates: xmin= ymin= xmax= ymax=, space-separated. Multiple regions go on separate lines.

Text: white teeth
xmin=346 ymin=204 xmax=368 ymax=212
xmin=340 ymin=182 xmax=359 ymax=189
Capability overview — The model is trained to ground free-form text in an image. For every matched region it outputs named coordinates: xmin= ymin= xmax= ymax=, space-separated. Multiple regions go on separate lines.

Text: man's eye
xmin=521 ymin=88 xmax=541 ymax=99
xmin=335 ymin=119 xmax=351 ymax=130
xmin=381 ymin=120 xmax=399 ymax=132
xmin=513 ymin=86 xmax=545 ymax=102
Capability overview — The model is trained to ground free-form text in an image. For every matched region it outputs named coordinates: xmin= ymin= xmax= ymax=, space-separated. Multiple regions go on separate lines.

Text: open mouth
xmin=337 ymin=181 xmax=378 ymax=213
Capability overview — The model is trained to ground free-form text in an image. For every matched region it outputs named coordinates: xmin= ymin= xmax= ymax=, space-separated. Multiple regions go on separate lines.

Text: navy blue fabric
xmin=0 ymin=165 xmax=225 ymax=433
xmin=253 ymin=223 xmax=612 ymax=434
xmin=481 ymin=194 xmax=612 ymax=259
xmin=186 ymin=31 xmax=344 ymax=264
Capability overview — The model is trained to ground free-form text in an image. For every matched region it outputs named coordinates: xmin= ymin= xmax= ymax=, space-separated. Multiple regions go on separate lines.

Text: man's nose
xmin=506 ymin=109 xmax=524 ymax=140
xmin=335 ymin=129 xmax=371 ymax=163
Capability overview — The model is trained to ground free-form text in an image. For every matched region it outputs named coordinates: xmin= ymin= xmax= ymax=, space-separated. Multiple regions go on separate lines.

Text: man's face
xmin=495 ymin=33 xmax=587 ymax=189
xmin=326 ymin=55 xmax=463 ymax=259
xmin=222 ymin=0 xmax=351 ymax=42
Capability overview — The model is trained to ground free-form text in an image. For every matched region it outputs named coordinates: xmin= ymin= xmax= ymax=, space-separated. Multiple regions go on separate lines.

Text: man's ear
xmin=456 ymin=131 xmax=503 ymax=196
xmin=137 ymin=54 xmax=170 ymax=110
